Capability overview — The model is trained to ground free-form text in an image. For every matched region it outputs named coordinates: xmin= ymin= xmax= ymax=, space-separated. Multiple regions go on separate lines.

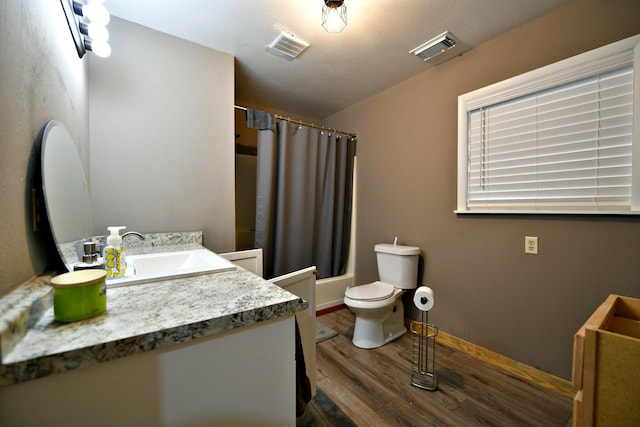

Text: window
xmin=457 ymin=35 xmax=640 ymax=214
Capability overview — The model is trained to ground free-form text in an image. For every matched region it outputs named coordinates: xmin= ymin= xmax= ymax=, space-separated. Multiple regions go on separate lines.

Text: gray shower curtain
xmin=254 ymin=120 xmax=356 ymax=280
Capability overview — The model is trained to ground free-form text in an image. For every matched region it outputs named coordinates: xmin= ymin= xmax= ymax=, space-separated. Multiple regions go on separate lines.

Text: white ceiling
xmin=106 ymin=0 xmax=573 ymax=119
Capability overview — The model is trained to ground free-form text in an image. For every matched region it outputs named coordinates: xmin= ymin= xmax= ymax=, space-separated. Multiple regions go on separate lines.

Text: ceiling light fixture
xmin=60 ymin=0 xmax=112 ymax=58
xmin=322 ymin=0 xmax=347 ymax=33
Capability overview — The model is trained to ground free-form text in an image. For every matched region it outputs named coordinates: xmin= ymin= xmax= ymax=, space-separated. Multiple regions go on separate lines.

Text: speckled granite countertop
xmin=0 ymin=234 xmax=306 ymax=386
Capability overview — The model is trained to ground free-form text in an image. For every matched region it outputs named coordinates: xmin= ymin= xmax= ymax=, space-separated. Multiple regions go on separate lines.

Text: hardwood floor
xmin=315 ymin=309 xmax=574 ymax=427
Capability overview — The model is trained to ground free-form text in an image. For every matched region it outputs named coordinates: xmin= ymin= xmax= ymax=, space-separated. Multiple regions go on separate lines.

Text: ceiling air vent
xmin=268 ymin=32 xmax=309 ymax=59
xmin=410 ymin=31 xmax=457 ymax=62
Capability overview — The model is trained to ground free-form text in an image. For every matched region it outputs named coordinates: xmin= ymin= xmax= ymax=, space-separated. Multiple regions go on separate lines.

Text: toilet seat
xmin=345 ymin=281 xmax=394 ymax=301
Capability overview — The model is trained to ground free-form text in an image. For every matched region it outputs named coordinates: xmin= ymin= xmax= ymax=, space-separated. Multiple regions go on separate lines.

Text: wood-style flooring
xmin=315 ymin=308 xmax=574 ymax=427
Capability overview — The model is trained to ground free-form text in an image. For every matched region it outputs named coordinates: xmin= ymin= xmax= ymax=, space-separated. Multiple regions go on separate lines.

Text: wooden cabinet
xmin=572 ymin=294 xmax=640 ymax=426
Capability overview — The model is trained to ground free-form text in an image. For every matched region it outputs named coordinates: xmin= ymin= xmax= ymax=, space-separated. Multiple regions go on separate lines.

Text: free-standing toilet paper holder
xmin=410 ymin=294 xmax=438 ymax=391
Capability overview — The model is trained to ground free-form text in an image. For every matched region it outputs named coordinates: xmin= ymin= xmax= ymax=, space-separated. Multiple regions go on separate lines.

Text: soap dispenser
xmin=104 ymin=226 xmax=126 ymax=279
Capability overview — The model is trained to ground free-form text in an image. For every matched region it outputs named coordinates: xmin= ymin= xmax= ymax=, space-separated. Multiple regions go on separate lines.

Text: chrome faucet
xmin=93 ymin=231 xmax=145 ymax=256
xmin=122 ymin=231 xmax=145 ymax=242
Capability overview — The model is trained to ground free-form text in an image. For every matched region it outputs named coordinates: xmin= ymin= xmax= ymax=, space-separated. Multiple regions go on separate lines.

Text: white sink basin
xmin=105 ymin=249 xmax=237 ymax=288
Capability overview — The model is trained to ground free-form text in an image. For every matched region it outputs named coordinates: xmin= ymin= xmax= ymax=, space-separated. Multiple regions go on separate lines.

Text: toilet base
xmin=351 ymin=299 xmax=406 ymax=349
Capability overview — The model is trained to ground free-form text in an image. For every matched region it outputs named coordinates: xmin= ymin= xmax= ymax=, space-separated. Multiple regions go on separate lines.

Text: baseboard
xmin=317 ymin=304 xmax=347 ymax=317
xmin=405 ymin=319 xmax=574 ymax=398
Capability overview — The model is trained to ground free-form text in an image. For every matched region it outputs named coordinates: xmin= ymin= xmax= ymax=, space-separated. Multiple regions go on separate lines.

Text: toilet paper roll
xmin=413 ymin=286 xmax=435 ymax=311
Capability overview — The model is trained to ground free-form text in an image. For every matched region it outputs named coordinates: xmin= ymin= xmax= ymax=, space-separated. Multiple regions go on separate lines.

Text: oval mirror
xmin=41 ymin=120 xmax=92 ymax=270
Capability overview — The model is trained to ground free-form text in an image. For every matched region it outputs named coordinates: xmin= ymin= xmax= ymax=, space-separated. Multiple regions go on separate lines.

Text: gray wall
xmin=89 ymin=18 xmax=236 ymax=252
xmin=0 ymin=1 xmax=89 ymax=296
xmin=1 ymin=9 xmax=236 ymax=298
xmin=325 ymin=0 xmax=640 ymax=379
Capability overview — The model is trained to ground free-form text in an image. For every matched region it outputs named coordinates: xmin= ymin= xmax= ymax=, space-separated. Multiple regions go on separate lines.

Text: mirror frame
xmin=41 ymin=120 xmax=93 ymax=270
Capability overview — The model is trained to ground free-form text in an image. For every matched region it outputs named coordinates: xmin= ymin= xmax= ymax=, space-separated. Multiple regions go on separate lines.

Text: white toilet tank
xmin=375 ymin=243 xmax=420 ymax=289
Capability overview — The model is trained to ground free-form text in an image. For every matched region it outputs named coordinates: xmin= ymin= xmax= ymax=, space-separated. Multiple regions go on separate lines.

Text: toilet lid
xmin=345 ymin=281 xmax=395 ymax=301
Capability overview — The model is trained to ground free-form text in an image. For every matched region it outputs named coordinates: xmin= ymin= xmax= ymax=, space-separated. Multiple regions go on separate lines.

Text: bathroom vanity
xmin=0 ymin=241 xmax=307 ymax=426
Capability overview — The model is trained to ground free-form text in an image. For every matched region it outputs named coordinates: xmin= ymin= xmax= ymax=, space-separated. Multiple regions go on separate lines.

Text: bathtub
xmin=316 ymin=273 xmax=354 ymax=312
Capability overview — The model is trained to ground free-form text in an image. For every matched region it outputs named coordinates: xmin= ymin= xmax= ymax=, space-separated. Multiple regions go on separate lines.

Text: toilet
xmin=344 ymin=243 xmax=420 ymax=349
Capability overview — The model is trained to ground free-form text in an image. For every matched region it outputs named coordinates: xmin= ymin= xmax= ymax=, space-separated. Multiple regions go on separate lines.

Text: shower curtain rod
xmin=234 ymin=104 xmax=357 ymax=139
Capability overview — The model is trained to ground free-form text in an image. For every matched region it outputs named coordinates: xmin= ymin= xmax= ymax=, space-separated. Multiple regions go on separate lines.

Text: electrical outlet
xmin=525 ymin=236 xmax=538 ymax=255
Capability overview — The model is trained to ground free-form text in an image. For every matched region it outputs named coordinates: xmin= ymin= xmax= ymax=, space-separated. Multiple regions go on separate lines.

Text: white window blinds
xmin=467 ymin=65 xmax=633 ymax=210
xmin=457 ymin=34 xmax=640 ymax=214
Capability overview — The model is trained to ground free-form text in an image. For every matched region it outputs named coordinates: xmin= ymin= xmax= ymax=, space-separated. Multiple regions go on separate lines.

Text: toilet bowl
xmin=344 ymin=243 xmax=420 ymax=349
xmin=344 ymin=281 xmax=407 ymax=348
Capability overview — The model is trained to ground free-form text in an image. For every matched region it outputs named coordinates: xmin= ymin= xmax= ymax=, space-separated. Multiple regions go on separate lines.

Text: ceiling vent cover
xmin=268 ymin=32 xmax=310 ymax=59
xmin=410 ymin=31 xmax=457 ymax=62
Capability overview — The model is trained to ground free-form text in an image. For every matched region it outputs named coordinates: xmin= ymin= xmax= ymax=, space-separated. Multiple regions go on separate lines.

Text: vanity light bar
xmin=60 ymin=0 xmax=112 ymax=58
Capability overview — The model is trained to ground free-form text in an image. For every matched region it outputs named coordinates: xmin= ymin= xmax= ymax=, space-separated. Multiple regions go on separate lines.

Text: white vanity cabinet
xmin=0 ymin=247 xmax=306 ymax=427
xmin=271 ymin=266 xmax=317 ymax=396
xmin=220 ymin=250 xmax=317 ymax=397
xmin=0 ymin=315 xmax=296 ymax=427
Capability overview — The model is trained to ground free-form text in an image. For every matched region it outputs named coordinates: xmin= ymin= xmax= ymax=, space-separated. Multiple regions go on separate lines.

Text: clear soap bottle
xmin=104 ymin=226 xmax=126 ymax=279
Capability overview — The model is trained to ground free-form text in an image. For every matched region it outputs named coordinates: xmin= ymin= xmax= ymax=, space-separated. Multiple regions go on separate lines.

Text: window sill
xmin=454 ymin=209 xmax=640 ymax=216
